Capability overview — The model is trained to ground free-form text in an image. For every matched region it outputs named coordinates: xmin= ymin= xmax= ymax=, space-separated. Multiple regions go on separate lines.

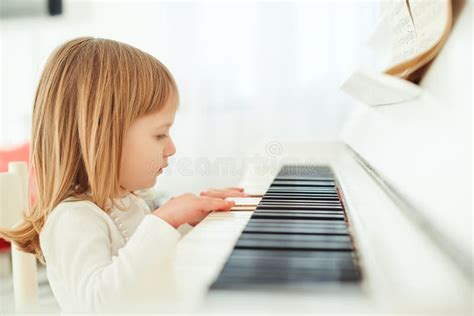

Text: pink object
xmin=0 ymin=142 xmax=30 ymax=172
xmin=0 ymin=142 xmax=37 ymax=251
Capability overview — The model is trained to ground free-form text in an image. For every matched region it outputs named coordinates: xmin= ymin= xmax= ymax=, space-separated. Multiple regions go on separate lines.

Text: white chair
xmin=0 ymin=161 xmax=39 ymax=311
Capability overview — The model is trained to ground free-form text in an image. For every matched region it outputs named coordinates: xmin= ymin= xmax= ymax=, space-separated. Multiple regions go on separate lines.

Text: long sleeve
xmin=40 ymin=202 xmax=181 ymax=312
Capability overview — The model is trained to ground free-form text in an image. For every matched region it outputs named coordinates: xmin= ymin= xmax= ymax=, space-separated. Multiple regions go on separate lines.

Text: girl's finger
xmin=200 ymin=195 xmax=233 ymax=205
xmin=200 ymin=190 xmax=227 ymax=198
xmin=227 ymin=190 xmax=250 ymax=197
xmin=205 ymin=198 xmax=234 ymax=211
xmin=202 ymin=189 xmax=249 ymax=198
xmin=224 ymin=187 xmax=245 ymax=192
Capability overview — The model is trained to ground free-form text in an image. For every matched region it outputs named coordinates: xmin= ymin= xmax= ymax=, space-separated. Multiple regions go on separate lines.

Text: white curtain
xmin=0 ymin=0 xmax=378 ymax=197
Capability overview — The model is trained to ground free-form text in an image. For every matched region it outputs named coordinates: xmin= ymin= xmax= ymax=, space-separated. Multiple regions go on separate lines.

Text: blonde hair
xmin=0 ymin=37 xmax=179 ymax=262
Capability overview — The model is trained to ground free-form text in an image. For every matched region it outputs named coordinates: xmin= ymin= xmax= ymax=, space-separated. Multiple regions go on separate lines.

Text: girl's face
xmin=118 ymin=100 xmax=177 ymax=197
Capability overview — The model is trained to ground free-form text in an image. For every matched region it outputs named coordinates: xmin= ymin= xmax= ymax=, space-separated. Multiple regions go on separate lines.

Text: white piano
xmin=171 ymin=1 xmax=472 ymax=314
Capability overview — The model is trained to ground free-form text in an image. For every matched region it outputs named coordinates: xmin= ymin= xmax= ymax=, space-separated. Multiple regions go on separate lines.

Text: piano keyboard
xmin=210 ymin=165 xmax=362 ymax=289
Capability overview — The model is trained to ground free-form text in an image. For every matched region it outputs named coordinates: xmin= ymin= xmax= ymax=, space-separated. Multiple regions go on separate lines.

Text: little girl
xmin=0 ymin=37 xmax=248 ymax=311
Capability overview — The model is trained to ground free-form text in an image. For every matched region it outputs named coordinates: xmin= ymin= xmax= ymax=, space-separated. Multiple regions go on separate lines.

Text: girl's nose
xmin=165 ymin=137 xmax=176 ymax=157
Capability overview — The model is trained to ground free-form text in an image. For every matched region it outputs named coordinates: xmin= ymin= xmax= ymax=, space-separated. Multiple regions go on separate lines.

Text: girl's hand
xmin=200 ymin=187 xmax=249 ymax=199
xmin=153 ymin=193 xmax=235 ymax=228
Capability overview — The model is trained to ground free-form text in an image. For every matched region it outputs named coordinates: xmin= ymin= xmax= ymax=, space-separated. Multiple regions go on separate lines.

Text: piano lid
xmin=340 ymin=0 xmax=472 ymax=278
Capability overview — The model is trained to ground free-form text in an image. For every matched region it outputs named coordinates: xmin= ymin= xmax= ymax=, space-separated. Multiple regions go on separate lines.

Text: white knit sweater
xmin=39 ymin=193 xmax=181 ymax=312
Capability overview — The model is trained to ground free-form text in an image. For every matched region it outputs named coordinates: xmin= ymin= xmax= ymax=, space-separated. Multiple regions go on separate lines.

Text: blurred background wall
xmin=0 ymin=0 xmax=378 ymax=198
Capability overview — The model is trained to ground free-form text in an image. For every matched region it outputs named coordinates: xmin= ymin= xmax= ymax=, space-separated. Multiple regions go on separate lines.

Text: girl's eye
xmin=155 ymin=134 xmax=167 ymax=140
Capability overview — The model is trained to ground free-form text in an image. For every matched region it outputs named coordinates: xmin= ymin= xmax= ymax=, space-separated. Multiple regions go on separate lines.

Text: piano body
xmin=171 ymin=2 xmax=472 ymax=314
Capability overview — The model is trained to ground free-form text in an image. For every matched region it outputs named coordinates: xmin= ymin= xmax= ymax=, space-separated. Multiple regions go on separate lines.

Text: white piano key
xmin=225 ymin=197 xmax=262 ymax=206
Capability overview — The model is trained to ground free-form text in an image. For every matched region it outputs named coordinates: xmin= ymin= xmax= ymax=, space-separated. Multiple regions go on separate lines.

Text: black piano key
xmin=223 ymin=256 xmax=357 ymax=273
xmin=244 ymin=226 xmax=349 ymax=234
xmin=230 ymin=249 xmax=356 ymax=260
xmin=258 ymin=205 xmax=343 ymax=210
xmin=212 ymin=267 xmax=360 ymax=286
xmin=263 ymin=195 xmax=340 ymax=201
xmin=277 ymin=166 xmax=334 ymax=177
xmin=265 ymin=190 xmax=337 ymax=194
xmin=245 ymin=222 xmax=348 ymax=231
xmin=210 ymin=275 xmax=354 ymax=290
xmin=267 ymin=187 xmax=337 ymax=192
xmin=259 ymin=199 xmax=342 ymax=207
xmin=235 ymin=239 xmax=353 ymax=251
xmin=240 ymin=233 xmax=352 ymax=243
xmin=257 ymin=205 xmax=343 ymax=211
xmin=260 ymin=199 xmax=342 ymax=204
xmin=257 ymin=204 xmax=343 ymax=210
xmin=274 ymin=177 xmax=335 ymax=183
xmin=220 ymin=264 xmax=358 ymax=280
xmin=259 ymin=204 xmax=343 ymax=209
xmin=267 ymin=189 xmax=336 ymax=193
xmin=271 ymin=180 xmax=336 ymax=187
xmin=264 ymin=192 xmax=338 ymax=196
xmin=254 ymin=210 xmax=344 ymax=216
xmin=264 ymin=194 xmax=339 ymax=198
xmin=246 ymin=218 xmax=348 ymax=227
xmin=258 ymin=206 xmax=343 ymax=211
xmin=243 ymin=226 xmax=349 ymax=235
xmin=251 ymin=212 xmax=345 ymax=221
xmin=266 ymin=190 xmax=338 ymax=195
xmin=221 ymin=267 xmax=360 ymax=280
xmin=253 ymin=211 xmax=344 ymax=217
xmin=268 ymin=184 xmax=336 ymax=189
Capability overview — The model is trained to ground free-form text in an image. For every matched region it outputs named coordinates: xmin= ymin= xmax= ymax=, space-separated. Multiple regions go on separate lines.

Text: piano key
xmin=226 ymin=197 xmax=262 ymax=206
xmin=257 ymin=205 xmax=343 ymax=211
xmin=277 ymin=166 xmax=334 ymax=177
xmin=263 ymin=195 xmax=340 ymax=201
xmin=264 ymin=193 xmax=339 ymax=198
xmin=239 ymin=193 xmax=264 ymax=198
xmin=219 ymin=265 xmax=359 ymax=281
xmin=235 ymin=239 xmax=353 ymax=251
xmin=212 ymin=267 xmax=360 ymax=287
xmin=215 ymin=264 xmax=360 ymax=282
xmin=271 ymin=180 xmax=336 ymax=187
xmin=267 ymin=187 xmax=336 ymax=192
xmin=278 ymin=168 xmax=333 ymax=176
xmin=260 ymin=199 xmax=342 ymax=204
xmin=267 ymin=182 xmax=336 ymax=191
xmin=223 ymin=256 xmax=357 ymax=272
xmin=274 ymin=176 xmax=335 ymax=181
xmin=264 ymin=192 xmax=338 ymax=196
xmin=242 ymin=226 xmax=349 ymax=235
xmin=230 ymin=248 xmax=356 ymax=260
xmin=246 ymin=218 xmax=349 ymax=227
xmin=260 ymin=204 xmax=344 ymax=209
xmin=230 ymin=206 xmax=258 ymax=211
xmin=244 ymin=223 xmax=348 ymax=232
xmin=251 ymin=212 xmax=345 ymax=221
xmin=266 ymin=190 xmax=338 ymax=195
xmin=259 ymin=203 xmax=343 ymax=209
xmin=240 ymin=233 xmax=352 ymax=243
xmin=254 ymin=210 xmax=344 ymax=216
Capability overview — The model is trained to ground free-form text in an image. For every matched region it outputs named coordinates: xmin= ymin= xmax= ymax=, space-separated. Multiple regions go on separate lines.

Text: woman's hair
xmin=0 ymin=37 xmax=179 ymax=262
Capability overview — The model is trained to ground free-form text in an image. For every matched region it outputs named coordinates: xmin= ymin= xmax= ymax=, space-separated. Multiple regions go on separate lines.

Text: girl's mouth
xmin=158 ymin=165 xmax=167 ymax=174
